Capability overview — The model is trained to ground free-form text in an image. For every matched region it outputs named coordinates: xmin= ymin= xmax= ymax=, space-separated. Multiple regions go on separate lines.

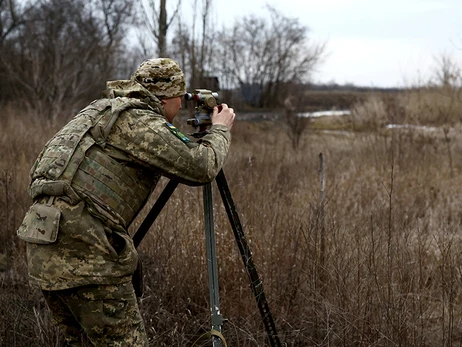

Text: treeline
xmin=0 ymin=0 xmax=136 ymax=119
xmin=309 ymin=83 xmax=402 ymax=93
xmin=0 ymin=0 xmax=325 ymax=120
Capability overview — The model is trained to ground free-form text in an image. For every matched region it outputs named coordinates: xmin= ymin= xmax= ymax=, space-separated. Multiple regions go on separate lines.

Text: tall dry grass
xmin=2 ymin=87 xmax=462 ymax=346
xmin=350 ymin=86 xmax=462 ymax=129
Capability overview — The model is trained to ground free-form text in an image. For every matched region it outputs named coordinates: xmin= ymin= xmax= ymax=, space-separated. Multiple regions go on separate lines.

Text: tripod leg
xmin=203 ymin=182 xmax=224 ymax=347
xmin=132 ymin=180 xmax=179 ymax=248
xmin=215 ymin=170 xmax=282 ymax=347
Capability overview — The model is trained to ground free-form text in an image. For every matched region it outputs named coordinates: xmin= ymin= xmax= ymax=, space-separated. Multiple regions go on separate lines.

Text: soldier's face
xmin=162 ymin=96 xmax=182 ymax=123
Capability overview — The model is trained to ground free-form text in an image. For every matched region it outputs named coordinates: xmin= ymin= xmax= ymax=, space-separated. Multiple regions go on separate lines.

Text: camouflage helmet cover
xmin=132 ymin=58 xmax=186 ymax=98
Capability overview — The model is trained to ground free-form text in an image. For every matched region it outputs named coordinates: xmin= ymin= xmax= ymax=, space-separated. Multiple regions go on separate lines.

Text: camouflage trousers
xmin=42 ymin=282 xmax=148 ymax=347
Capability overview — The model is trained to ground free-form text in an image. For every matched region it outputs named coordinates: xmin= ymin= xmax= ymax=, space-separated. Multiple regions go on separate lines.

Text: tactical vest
xmin=28 ymin=98 xmax=157 ymax=227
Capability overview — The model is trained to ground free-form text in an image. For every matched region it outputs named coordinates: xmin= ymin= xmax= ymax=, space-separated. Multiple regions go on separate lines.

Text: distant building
xmin=200 ymin=76 xmax=220 ymax=91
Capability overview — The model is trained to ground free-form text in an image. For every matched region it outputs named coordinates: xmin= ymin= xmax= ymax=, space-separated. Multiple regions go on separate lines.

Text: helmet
xmin=132 ymin=58 xmax=186 ymax=98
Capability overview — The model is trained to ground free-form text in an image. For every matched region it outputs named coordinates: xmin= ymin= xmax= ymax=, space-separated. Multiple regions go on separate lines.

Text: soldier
xmin=17 ymin=58 xmax=235 ymax=346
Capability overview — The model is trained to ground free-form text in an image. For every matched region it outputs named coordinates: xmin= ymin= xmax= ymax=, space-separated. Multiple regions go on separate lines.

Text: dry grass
xmin=2 ymin=87 xmax=462 ymax=346
xmin=350 ymin=86 xmax=462 ymax=130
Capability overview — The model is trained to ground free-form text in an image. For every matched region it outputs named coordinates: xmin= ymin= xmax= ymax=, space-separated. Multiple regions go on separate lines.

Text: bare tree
xmin=430 ymin=54 xmax=462 ymax=177
xmin=169 ymin=0 xmax=216 ymax=90
xmin=188 ymin=0 xmax=214 ymax=88
xmin=1 ymin=0 xmax=134 ymax=119
xmin=433 ymin=54 xmax=461 ymax=88
xmin=218 ymin=6 xmax=325 ymax=108
xmin=0 ymin=0 xmax=30 ymax=44
xmin=0 ymin=0 xmax=34 ymax=102
xmin=284 ymin=91 xmax=312 ymax=150
xmin=139 ymin=0 xmax=181 ymax=57
xmin=95 ymin=0 xmax=135 ymax=77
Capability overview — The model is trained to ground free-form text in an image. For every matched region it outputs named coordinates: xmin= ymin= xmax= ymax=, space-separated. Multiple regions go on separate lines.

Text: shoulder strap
xmin=89 ymin=98 xmax=154 ymax=147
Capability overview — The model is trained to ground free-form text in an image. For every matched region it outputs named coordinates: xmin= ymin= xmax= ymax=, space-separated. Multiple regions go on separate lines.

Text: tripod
xmin=132 ymin=170 xmax=282 ymax=347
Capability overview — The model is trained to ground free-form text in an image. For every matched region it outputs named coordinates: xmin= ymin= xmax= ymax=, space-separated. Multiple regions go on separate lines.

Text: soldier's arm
xmin=107 ymin=109 xmax=231 ymax=185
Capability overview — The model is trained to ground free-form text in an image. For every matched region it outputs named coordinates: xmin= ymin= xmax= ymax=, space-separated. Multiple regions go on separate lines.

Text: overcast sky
xmin=212 ymin=0 xmax=462 ymax=88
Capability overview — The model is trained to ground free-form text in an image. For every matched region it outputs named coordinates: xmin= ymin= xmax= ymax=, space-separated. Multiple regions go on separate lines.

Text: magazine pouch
xmin=17 ymin=200 xmax=61 ymax=244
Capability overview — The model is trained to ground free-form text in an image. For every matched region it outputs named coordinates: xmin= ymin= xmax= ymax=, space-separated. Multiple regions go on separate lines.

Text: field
xmin=1 ymin=87 xmax=462 ymax=346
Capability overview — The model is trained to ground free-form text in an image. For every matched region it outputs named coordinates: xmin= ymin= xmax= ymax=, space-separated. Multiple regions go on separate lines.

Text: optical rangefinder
xmin=184 ymin=89 xmax=219 ymax=128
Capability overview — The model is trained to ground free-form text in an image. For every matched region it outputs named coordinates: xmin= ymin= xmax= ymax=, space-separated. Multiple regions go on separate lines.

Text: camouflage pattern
xmin=71 ymin=145 xmax=156 ymax=227
xmin=17 ymin=202 xmax=60 ymax=244
xmin=43 ymin=282 xmax=148 ymax=346
xmin=27 ymin=197 xmax=139 ymax=290
xmin=131 ymin=58 xmax=186 ymax=99
xmin=22 ymin=59 xmax=231 ymax=345
xmin=27 ymin=97 xmax=158 ymax=228
xmin=24 ymin=64 xmax=231 ymax=292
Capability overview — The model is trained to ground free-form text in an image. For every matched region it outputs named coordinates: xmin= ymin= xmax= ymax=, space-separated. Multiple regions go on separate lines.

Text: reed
xmin=1 ymin=87 xmax=462 ymax=345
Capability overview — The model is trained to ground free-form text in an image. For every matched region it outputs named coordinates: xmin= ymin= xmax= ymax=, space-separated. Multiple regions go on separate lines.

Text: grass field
xmin=1 ymin=87 xmax=462 ymax=346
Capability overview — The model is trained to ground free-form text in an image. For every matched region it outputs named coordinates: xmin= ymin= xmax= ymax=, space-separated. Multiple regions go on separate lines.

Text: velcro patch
xmin=165 ymin=123 xmax=192 ymax=143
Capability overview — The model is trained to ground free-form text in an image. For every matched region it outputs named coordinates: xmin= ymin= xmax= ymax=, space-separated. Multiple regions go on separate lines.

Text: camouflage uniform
xmin=17 ymin=58 xmax=231 ymax=346
xmin=42 ymin=282 xmax=146 ymax=347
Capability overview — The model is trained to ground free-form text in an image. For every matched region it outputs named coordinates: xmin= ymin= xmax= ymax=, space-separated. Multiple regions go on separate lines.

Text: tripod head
xmin=184 ymin=89 xmax=219 ymax=137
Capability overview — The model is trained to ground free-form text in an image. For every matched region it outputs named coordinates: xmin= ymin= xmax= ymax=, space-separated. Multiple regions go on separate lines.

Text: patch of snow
xmin=298 ymin=110 xmax=351 ymax=118
xmin=386 ymin=124 xmax=438 ymax=131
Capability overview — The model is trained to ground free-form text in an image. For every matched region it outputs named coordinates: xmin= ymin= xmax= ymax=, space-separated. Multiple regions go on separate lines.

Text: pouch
xmin=17 ymin=203 xmax=61 ymax=244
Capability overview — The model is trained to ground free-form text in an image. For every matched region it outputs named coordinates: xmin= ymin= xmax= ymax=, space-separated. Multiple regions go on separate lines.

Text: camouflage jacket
xmin=25 ymin=80 xmax=231 ymax=290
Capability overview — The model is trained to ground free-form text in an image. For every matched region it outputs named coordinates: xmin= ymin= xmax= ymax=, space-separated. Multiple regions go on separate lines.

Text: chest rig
xmin=28 ymin=98 xmax=157 ymax=227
